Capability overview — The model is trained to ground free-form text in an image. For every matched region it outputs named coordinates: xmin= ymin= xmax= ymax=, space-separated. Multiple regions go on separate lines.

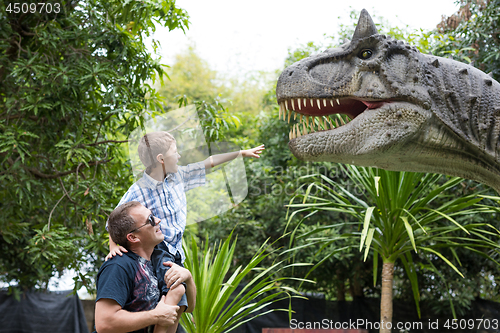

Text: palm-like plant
xmin=180 ymin=233 xmax=305 ymax=333
xmin=287 ymin=165 xmax=500 ymax=333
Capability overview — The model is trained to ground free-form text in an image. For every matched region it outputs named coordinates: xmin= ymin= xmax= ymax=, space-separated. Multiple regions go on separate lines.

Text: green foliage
xmin=180 ymin=233 xmax=303 ymax=333
xmin=432 ymin=0 xmax=500 ymax=80
xmin=0 ymin=0 xmax=189 ymax=292
xmin=157 ymin=47 xmax=272 ymax=148
xmin=287 ymin=165 xmax=500 ymax=317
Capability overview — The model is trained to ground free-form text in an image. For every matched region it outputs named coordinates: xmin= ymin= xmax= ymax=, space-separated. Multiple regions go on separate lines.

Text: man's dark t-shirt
xmin=95 ymin=251 xmax=160 ymax=333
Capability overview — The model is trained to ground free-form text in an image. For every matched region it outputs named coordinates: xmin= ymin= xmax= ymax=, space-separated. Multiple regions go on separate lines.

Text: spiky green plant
xmin=287 ymin=165 xmax=500 ymax=332
xmin=180 ymin=233 xmax=305 ymax=333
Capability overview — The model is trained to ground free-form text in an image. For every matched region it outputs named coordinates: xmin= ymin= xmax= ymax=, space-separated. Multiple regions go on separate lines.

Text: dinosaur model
xmin=276 ymin=9 xmax=500 ymax=193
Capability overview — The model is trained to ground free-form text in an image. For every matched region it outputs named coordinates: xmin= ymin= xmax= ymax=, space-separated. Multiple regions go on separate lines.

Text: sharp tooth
xmin=336 ymin=98 xmax=340 ymax=105
xmin=306 ymin=115 xmax=309 ymax=127
xmin=296 ymin=124 xmax=301 ymax=137
xmin=330 ymin=100 xmax=334 ymax=107
xmin=317 ymin=99 xmax=321 ymax=110
xmin=328 ymin=118 xmax=334 ymax=129
xmin=294 ymin=112 xmax=297 ymax=120
xmin=291 ymin=99 xmax=295 ymax=110
xmin=303 ymin=98 xmax=306 ymax=107
xmin=335 ymin=119 xmax=340 ymax=127
xmin=323 ymin=99 xmax=326 ymax=107
xmin=285 ymin=100 xmax=288 ymax=110
xmin=310 ymin=99 xmax=313 ymax=107
xmin=303 ymin=122 xmax=308 ymax=135
xmin=340 ymin=117 xmax=346 ymax=125
xmin=289 ymin=130 xmax=292 ymax=140
xmin=310 ymin=116 xmax=315 ymax=132
xmin=288 ymin=110 xmax=291 ymax=123
xmin=298 ymin=98 xmax=301 ymax=110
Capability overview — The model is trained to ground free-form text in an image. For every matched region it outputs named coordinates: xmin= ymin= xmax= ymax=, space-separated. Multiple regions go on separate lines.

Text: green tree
xmin=433 ymin=0 xmax=500 ymax=80
xmin=287 ymin=166 xmax=500 ymax=332
xmin=0 ymin=0 xmax=189 ymax=295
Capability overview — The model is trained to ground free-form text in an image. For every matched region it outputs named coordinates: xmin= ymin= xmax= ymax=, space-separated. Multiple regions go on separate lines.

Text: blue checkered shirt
xmin=116 ymin=162 xmax=206 ymax=262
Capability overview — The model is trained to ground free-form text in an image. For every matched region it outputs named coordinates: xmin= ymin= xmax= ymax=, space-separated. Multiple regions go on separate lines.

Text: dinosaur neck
xmin=425 ymin=57 xmax=500 ymax=163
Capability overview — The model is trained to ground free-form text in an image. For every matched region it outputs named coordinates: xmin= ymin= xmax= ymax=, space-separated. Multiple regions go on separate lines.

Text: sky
xmin=48 ymin=0 xmax=460 ymax=294
xmin=153 ymin=0 xmax=460 ymax=78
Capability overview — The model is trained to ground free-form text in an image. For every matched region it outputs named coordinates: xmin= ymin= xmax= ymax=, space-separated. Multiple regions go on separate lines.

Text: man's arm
xmin=95 ymin=296 xmax=179 ymax=333
xmin=203 ymin=144 xmax=265 ymax=171
xmin=183 ymin=273 xmax=197 ymax=313
xmin=163 ymin=262 xmax=197 ymax=313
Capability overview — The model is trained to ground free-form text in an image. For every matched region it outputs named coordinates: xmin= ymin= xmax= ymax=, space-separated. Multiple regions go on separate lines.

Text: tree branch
xmin=7 ymin=158 xmax=114 ymax=179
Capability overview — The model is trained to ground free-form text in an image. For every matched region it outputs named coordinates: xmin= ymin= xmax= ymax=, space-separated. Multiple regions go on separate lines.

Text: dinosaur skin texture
xmin=276 ymin=9 xmax=500 ymax=193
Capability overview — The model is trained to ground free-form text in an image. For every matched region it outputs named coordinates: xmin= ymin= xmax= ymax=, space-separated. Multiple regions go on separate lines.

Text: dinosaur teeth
xmin=323 ymin=99 xmax=327 ymax=107
xmin=291 ymin=99 xmax=295 ymax=110
xmin=285 ymin=100 xmax=288 ymax=111
xmin=336 ymin=98 xmax=340 ymax=105
xmin=317 ymin=99 xmax=321 ymax=110
xmin=298 ymin=98 xmax=301 ymax=110
xmin=330 ymin=100 xmax=334 ymax=107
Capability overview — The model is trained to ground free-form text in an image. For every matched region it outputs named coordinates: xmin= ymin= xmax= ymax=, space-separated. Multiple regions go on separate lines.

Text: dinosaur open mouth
xmin=278 ymin=97 xmax=388 ymax=139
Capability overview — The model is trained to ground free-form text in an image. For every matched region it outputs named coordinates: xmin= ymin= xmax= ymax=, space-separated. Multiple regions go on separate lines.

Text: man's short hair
xmin=108 ymin=201 xmax=142 ymax=248
xmin=137 ymin=131 xmax=176 ymax=168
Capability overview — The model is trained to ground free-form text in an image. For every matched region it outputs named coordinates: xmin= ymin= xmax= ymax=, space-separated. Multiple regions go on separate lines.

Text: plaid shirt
xmin=116 ymin=162 xmax=206 ymax=262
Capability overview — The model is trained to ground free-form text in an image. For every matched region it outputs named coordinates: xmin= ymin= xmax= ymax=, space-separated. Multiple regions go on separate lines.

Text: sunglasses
xmin=129 ymin=214 xmax=156 ymax=233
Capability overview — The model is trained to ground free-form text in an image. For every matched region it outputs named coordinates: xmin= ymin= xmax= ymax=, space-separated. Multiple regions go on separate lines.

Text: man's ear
xmin=156 ymin=153 xmax=164 ymax=164
xmin=127 ymin=233 xmax=140 ymax=244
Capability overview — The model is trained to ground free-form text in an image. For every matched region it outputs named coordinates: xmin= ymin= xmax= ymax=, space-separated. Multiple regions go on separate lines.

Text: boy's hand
xmin=163 ymin=261 xmax=192 ymax=290
xmin=105 ymin=244 xmax=128 ymax=261
xmin=241 ymin=144 xmax=265 ymax=158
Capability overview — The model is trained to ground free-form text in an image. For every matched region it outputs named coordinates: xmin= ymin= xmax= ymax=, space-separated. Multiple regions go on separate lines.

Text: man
xmin=95 ymin=201 xmax=196 ymax=333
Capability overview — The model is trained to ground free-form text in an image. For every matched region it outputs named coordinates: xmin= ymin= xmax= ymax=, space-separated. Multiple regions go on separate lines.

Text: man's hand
xmin=105 ymin=243 xmax=128 ymax=261
xmin=154 ymin=295 xmax=179 ymax=327
xmin=241 ymin=144 xmax=265 ymax=158
xmin=163 ymin=261 xmax=192 ymax=290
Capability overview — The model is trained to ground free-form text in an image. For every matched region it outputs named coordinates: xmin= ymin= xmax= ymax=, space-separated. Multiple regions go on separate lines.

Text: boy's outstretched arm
xmin=203 ymin=144 xmax=265 ymax=171
xmin=105 ymin=234 xmax=128 ymax=261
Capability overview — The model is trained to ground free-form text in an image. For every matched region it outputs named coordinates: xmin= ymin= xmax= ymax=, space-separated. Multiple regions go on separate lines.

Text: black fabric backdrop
xmin=231 ymin=296 xmax=500 ymax=333
xmin=0 ymin=289 xmax=89 ymax=333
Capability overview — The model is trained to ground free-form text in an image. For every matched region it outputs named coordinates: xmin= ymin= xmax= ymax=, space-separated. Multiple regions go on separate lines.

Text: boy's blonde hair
xmin=137 ymin=131 xmax=176 ymax=168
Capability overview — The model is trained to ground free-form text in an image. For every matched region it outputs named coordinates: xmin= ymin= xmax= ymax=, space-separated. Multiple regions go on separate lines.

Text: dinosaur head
xmin=277 ymin=9 xmax=500 ymax=191
xmin=276 ymin=9 xmax=435 ymax=169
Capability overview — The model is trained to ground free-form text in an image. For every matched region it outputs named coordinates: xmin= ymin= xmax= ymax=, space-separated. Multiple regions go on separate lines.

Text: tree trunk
xmin=380 ymin=260 xmax=394 ymax=333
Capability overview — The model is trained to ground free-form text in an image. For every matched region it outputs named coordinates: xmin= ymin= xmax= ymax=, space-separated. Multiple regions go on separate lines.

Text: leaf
xmin=360 ymin=207 xmax=375 ymax=252
xmin=401 ymin=216 xmax=417 ymax=253
xmin=420 ymin=247 xmax=464 ymax=278
xmin=363 ymin=228 xmax=375 ymax=261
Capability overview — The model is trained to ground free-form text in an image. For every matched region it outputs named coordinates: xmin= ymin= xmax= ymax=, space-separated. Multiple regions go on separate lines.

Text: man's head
xmin=108 ymin=201 xmax=163 ymax=251
xmin=138 ymin=131 xmax=178 ymax=172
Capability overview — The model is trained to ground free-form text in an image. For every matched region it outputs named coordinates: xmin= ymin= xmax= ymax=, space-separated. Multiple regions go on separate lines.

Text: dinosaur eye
xmin=358 ymin=49 xmax=373 ymax=60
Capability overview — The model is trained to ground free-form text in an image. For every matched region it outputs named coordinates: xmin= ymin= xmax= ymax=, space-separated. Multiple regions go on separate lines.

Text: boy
xmin=106 ymin=131 xmax=264 ymax=324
